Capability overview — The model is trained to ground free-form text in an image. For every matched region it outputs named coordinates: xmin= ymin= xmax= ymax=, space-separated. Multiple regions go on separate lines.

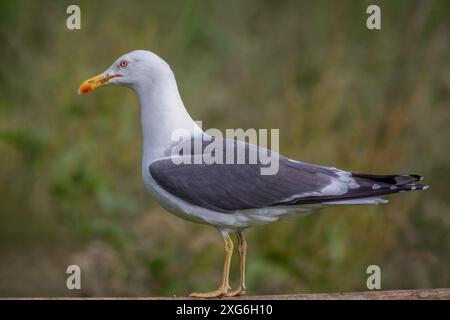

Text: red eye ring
xmin=120 ymin=60 xmax=128 ymax=67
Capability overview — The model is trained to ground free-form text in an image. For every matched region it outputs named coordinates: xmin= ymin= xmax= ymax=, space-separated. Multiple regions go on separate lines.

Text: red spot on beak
xmin=81 ymin=86 xmax=92 ymax=94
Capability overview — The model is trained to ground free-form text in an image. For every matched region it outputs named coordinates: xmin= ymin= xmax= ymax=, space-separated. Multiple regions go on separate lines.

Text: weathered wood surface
xmin=231 ymin=288 xmax=450 ymax=300
xmin=4 ymin=288 xmax=450 ymax=300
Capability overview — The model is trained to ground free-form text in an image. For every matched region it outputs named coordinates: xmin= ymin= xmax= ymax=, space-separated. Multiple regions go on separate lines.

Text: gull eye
xmin=120 ymin=60 xmax=128 ymax=67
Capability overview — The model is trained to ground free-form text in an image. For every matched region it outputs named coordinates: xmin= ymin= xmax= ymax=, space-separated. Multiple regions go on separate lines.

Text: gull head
xmin=78 ymin=50 xmax=172 ymax=94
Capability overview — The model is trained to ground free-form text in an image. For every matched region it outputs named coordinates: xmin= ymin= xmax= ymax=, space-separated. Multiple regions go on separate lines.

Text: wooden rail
xmin=4 ymin=288 xmax=449 ymax=300
xmin=229 ymin=288 xmax=450 ymax=300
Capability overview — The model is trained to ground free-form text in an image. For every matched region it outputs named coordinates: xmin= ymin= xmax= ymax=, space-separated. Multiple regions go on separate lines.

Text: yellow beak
xmin=78 ymin=73 xmax=122 ymax=94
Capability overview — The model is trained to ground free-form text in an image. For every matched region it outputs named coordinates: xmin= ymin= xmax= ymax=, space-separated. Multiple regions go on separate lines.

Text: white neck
xmin=133 ymin=72 xmax=203 ymax=163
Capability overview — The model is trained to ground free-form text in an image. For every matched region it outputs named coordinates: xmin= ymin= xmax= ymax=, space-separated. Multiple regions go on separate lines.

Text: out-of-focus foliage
xmin=0 ymin=0 xmax=448 ymax=296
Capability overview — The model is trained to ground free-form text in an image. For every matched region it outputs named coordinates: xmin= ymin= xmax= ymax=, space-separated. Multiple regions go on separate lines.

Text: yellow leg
xmin=226 ymin=232 xmax=247 ymax=297
xmin=189 ymin=233 xmax=233 ymax=298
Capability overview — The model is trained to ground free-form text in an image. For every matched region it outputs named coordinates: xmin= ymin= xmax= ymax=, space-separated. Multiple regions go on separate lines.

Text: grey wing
xmin=149 ymin=139 xmax=426 ymax=213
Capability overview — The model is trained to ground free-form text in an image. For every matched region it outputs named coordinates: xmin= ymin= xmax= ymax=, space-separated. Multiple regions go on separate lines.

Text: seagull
xmin=78 ymin=50 xmax=428 ymax=298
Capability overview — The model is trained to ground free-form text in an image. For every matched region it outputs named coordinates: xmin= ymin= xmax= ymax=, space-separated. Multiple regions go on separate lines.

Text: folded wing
xmin=149 ymin=139 xmax=427 ymax=213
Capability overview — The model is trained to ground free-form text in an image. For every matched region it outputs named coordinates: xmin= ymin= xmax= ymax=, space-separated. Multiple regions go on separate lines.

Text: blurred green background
xmin=0 ymin=0 xmax=449 ymax=297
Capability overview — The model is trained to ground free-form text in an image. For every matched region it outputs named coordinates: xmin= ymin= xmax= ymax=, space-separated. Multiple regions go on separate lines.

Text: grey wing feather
xmin=150 ymin=138 xmax=340 ymax=212
xmin=149 ymin=138 xmax=427 ymax=213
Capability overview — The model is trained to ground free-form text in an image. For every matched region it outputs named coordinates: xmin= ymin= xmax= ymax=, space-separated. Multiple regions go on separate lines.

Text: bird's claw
xmin=189 ymin=286 xmax=246 ymax=298
xmin=189 ymin=286 xmax=230 ymax=299
xmin=224 ymin=287 xmax=246 ymax=297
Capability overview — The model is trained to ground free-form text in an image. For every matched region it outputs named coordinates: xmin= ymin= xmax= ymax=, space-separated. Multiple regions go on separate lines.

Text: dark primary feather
xmin=149 ymin=138 xmax=427 ymax=213
xmin=279 ymin=172 xmax=427 ymax=205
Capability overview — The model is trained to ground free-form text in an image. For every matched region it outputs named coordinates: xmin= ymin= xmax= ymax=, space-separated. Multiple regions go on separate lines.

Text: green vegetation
xmin=0 ymin=0 xmax=448 ymax=296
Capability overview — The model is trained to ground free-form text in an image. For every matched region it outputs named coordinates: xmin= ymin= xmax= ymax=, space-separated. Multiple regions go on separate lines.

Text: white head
xmin=78 ymin=50 xmax=173 ymax=94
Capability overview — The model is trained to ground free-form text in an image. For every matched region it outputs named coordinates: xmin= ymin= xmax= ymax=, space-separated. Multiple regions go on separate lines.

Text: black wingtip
xmin=400 ymin=183 xmax=429 ymax=192
xmin=352 ymin=173 xmax=424 ymax=185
